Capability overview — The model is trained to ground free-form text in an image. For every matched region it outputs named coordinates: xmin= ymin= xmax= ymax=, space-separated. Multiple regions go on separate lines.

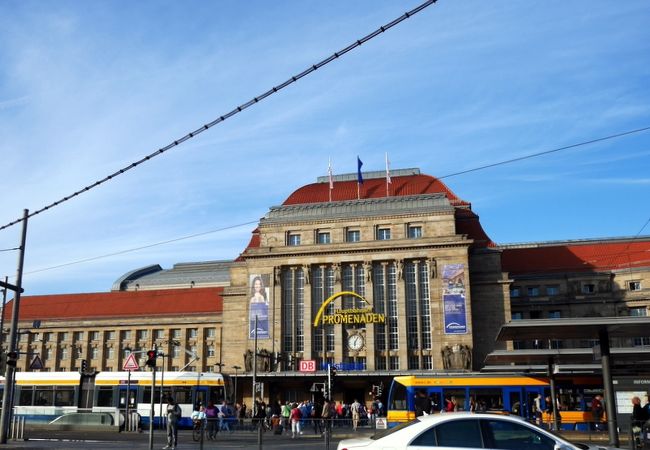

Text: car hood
xmin=337 ymin=437 xmax=375 ymax=449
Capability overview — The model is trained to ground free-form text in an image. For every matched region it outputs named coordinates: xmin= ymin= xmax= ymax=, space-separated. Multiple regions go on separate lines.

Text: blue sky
xmin=1 ymin=0 xmax=649 ymax=295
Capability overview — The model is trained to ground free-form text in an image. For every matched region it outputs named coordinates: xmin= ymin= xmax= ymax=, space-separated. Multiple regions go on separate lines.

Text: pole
xmin=126 ymin=370 xmax=131 ymax=431
xmin=0 ymin=209 xmax=29 ymax=444
xmin=253 ymin=315 xmax=262 ymax=450
xmin=159 ymin=354 xmax=165 ymax=430
xmin=149 ymin=363 xmax=156 ymax=450
xmin=599 ymin=328 xmax=619 ymax=447
xmin=548 ymin=359 xmax=559 ymax=431
xmin=0 ymin=276 xmax=8 ymax=352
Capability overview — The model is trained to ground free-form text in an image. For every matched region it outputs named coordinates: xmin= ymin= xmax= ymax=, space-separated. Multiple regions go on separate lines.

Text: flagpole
xmin=328 ymin=157 xmax=333 ymax=203
xmin=385 ymin=152 xmax=391 ymax=197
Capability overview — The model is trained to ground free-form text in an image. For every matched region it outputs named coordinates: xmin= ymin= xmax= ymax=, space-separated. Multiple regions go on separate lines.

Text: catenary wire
xmin=0 ymin=248 xmax=20 ymax=253
xmin=22 ymin=220 xmax=259 ymax=275
xmin=0 ymin=0 xmax=439 ymax=233
xmin=9 ymin=131 xmax=650 ymax=279
xmin=437 ymin=125 xmax=650 ymax=180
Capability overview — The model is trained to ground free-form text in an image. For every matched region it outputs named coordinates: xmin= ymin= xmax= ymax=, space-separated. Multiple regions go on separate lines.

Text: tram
xmin=387 ymin=373 xmax=603 ymax=430
xmin=7 ymin=371 xmax=232 ymax=428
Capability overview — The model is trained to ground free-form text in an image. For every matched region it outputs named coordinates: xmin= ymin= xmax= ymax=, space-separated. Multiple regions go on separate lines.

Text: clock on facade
xmin=347 ymin=333 xmax=365 ymax=351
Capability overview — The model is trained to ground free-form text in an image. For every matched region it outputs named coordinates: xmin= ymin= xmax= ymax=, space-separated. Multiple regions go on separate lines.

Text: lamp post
xmin=232 ymin=365 xmax=241 ymax=404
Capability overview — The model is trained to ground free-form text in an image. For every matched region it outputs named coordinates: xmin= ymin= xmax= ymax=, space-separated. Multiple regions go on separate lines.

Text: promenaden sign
xmin=313 ymin=291 xmax=386 ymax=327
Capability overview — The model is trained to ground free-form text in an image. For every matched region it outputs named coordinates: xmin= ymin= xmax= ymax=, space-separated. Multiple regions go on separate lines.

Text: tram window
xmin=173 ymin=387 xmax=191 ymax=405
xmin=35 ymin=389 xmax=54 ymax=406
xmin=469 ymin=388 xmax=503 ymax=411
xmin=195 ymin=390 xmax=206 ymax=408
xmin=390 ymin=382 xmax=407 ymax=411
xmin=143 ymin=387 xmax=163 ymax=404
xmin=443 ymin=389 xmax=465 ymax=411
xmin=208 ymin=387 xmax=225 ymax=405
xmin=96 ymin=387 xmax=114 ymax=407
xmin=18 ymin=389 xmax=33 ymax=406
xmin=54 ymin=388 xmax=75 ymax=407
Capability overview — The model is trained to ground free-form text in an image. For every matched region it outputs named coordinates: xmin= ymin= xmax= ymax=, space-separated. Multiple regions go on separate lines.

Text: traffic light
xmin=329 ymin=364 xmax=337 ymax=378
xmin=329 ymin=365 xmax=337 ymax=393
xmin=287 ymin=354 xmax=293 ymax=370
xmin=377 ymin=383 xmax=383 ymax=397
xmin=145 ymin=350 xmax=157 ymax=368
xmin=80 ymin=360 xmax=88 ymax=373
xmin=7 ymin=351 xmax=18 ymax=368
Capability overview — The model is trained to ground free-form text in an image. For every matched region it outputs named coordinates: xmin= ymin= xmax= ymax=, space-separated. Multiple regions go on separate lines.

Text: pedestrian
xmin=351 ymin=398 xmax=361 ymax=431
xmin=205 ymin=401 xmax=218 ymax=439
xmin=164 ymin=397 xmax=182 ymax=450
xmin=281 ymin=401 xmax=291 ymax=434
xmin=322 ymin=398 xmax=332 ymax=435
xmin=290 ymin=402 xmax=302 ymax=438
xmin=591 ymin=395 xmax=604 ymax=431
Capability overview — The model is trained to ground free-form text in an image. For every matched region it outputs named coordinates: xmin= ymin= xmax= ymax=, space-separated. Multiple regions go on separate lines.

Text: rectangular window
xmin=137 ymin=330 xmax=149 ymax=340
xmin=188 ymin=329 xmax=198 ymax=339
xmin=90 ymin=331 xmax=99 ymax=341
xmin=511 ymin=312 xmax=523 ymax=320
xmin=74 ymin=331 xmax=84 ymax=341
xmin=122 ymin=348 xmax=131 ymax=358
xmin=546 ymin=285 xmax=560 ymax=296
xmin=346 ymin=229 xmax=360 ymax=242
xmin=60 ymin=332 xmax=69 ymax=341
xmin=207 ymin=345 xmax=216 ymax=357
xmin=582 ymin=283 xmax=596 ymax=294
xmin=510 ymin=287 xmax=520 ymax=298
xmin=629 ymin=281 xmax=642 ymax=291
xmin=107 ymin=347 xmax=115 ymax=359
xmin=60 ymin=348 xmax=68 ymax=360
xmin=121 ymin=330 xmax=132 ymax=340
xmin=287 ymin=233 xmax=301 ymax=246
xmin=317 ymin=231 xmax=331 ymax=244
xmin=171 ymin=329 xmax=181 ymax=339
xmin=43 ymin=332 xmax=53 ymax=343
xmin=527 ymin=286 xmax=540 ymax=297
xmin=91 ymin=347 xmax=99 ymax=359
xmin=206 ymin=328 xmax=216 ymax=338
xmin=154 ymin=329 xmax=165 ymax=339
xmin=106 ymin=331 xmax=116 ymax=340
xmin=405 ymin=260 xmax=432 ymax=370
xmin=376 ymin=227 xmax=391 ymax=240
xmin=630 ymin=307 xmax=650 ymax=346
xmin=172 ymin=346 xmax=181 ymax=358
xmin=548 ymin=310 xmax=561 ymax=319
xmin=407 ymin=225 xmax=422 ymax=239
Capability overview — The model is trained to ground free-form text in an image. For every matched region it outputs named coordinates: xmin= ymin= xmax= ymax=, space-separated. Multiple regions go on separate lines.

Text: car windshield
xmin=370 ymin=419 xmax=420 ymax=440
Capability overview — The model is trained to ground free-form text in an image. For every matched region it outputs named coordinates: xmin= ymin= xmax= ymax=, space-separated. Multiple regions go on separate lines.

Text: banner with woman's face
xmin=248 ymin=274 xmax=271 ymax=339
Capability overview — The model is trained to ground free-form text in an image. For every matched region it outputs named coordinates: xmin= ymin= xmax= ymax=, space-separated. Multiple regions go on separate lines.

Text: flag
xmin=328 ymin=157 xmax=333 ymax=202
xmin=357 ymin=157 xmax=364 ymax=184
xmin=385 ymin=152 xmax=391 ymax=184
xmin=328 ymin=158 xmax=334 ymax=190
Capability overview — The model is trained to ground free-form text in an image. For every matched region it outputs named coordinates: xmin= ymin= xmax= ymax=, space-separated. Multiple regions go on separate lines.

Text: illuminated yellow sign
xmin=313 ymin=291 xmax=386 ymax=327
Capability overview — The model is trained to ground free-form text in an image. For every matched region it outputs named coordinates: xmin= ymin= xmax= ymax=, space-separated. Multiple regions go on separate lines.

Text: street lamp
xmin=232 ymin=365 xmax=241 ymax=404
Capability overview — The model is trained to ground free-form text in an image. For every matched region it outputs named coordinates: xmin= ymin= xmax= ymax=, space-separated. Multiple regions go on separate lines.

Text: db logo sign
xmin=299 ymin=360 xmax=316 ymax=372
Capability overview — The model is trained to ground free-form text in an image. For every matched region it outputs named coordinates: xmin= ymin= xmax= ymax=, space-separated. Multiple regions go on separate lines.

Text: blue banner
xmin=249 ymin=274 xmax=270 ymax=339
xmin=442 ymin=264 xmax=467 ymax=334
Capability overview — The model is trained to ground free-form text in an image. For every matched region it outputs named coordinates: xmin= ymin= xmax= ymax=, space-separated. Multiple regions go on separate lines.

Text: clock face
xmin=348 ymin=334 xmax=364 ymax=351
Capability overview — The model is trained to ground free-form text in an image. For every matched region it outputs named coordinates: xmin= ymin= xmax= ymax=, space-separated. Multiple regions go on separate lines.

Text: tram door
xmin=504 ymin=387 xmax=523 ymax=416
xmin=118 ymin=384 xmax=138 ymax=411
xmin=524 ymin=387 xmax=545 ymax=421
xmin=194 ymin=386 xmax=208 ymax=409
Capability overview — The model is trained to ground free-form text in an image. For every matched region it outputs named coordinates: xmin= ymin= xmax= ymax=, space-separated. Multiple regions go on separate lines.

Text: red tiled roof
xmin=3 ymin=287 xmax=223 ymax=322
xmin=239 ymin=173 xmax=494 ymax=255
xmin=501 ymin=240 xmax=650 ymax=275
xmin=282 ymin=174 xmax=470 ymax=206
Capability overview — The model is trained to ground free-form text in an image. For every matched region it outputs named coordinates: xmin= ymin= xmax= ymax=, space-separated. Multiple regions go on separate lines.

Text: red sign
xmin=299 ymin=360 xmax=316 ymax=372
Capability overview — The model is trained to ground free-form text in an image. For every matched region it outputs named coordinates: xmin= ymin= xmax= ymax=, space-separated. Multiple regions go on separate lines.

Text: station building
xmin=3 ymin=168 xmax=649 ymax=405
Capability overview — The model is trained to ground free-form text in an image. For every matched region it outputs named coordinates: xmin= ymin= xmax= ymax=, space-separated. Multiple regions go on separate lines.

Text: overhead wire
xmin=12 ymin=128 xmax=650 ymax=279
xmin=437 ymin=125 xmax=650 ymax=180
xmin=0 ymin=0 xmax=439 ymax=233
xmin=22 ymin=220 xmax=259 ymax=276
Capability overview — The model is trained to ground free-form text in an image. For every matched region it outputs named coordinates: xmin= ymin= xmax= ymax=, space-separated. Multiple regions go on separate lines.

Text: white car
xmin=337 ymin=412 xmax=624 ymax=450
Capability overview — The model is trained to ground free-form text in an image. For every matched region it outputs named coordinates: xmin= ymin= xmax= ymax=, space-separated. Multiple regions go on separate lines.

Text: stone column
xmin=395 ymin=259 xmax=409 ymax=370
xmin=333 ymin=263 xmax=344 ymax=364
xmin=302 ymin=264 xmax=312 ymax=361
xmin=363 ymin=261 xmax=375 ymax=371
